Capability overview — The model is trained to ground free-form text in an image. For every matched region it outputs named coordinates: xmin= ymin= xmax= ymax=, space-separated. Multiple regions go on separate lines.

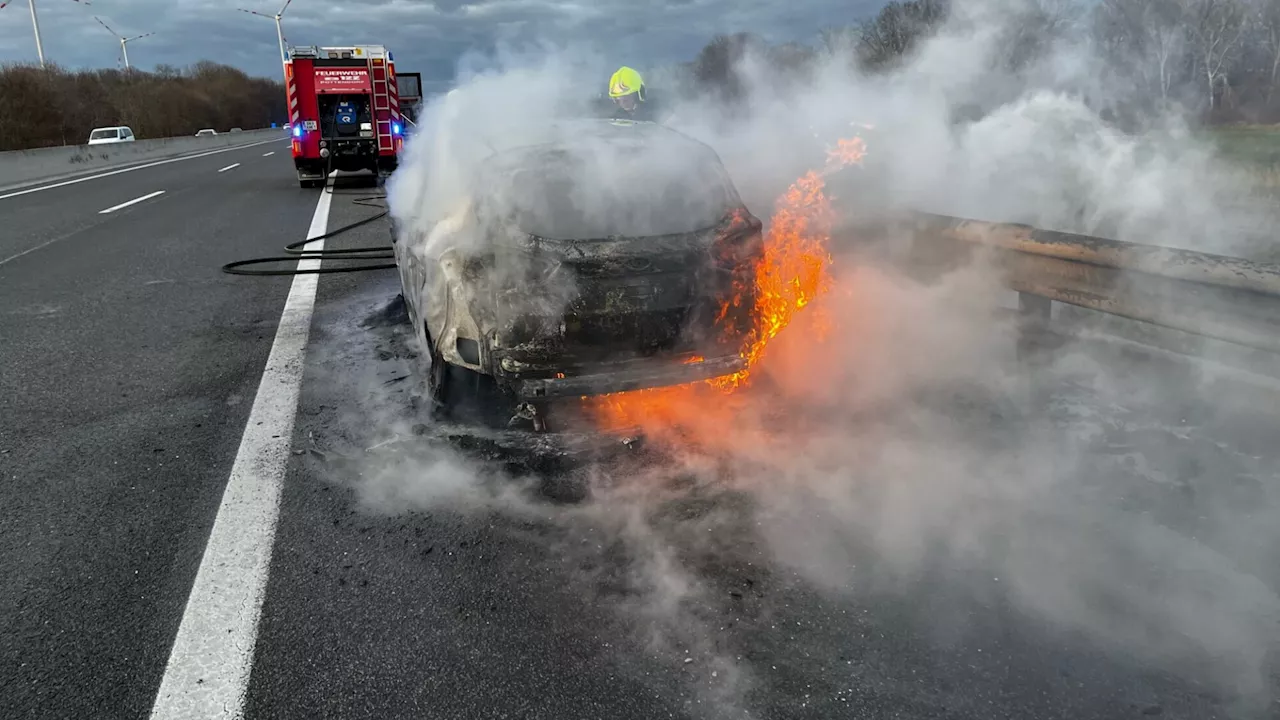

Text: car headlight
xmin=710 ymin=208 xmax=764 ymax=269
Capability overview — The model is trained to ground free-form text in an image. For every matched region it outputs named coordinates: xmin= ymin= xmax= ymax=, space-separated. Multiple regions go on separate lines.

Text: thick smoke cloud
xmin=376 ymin=1 xmax=1280 ymax=714
xmin=664 ymin=0 xmax=1274 ymax=258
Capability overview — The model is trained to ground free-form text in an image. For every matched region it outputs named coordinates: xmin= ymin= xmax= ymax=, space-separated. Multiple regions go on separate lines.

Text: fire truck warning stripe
xmin=148 ymin=184 xmax=332 ymax=720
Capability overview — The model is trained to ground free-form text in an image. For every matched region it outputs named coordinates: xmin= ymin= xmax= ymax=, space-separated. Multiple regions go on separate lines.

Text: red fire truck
xmin=285 ymin=44 xmax=405 ymax=188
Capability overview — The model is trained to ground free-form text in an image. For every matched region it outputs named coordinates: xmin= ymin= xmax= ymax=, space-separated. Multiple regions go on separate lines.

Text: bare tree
xmin=1254 ymin=0 xmax=1280 ymax=102
xmin=1153 ymin=2 xmax=1190 ymax=101
xmin=692 ymin=32 xmax=767 ymax=102
xmin=856 ymin=0 xmax=951 ymax=70
xmin=1094 ymin=0 xmax=1188 ymax=104
xmin=818 ymin=25 xmax=859 ymax=59
xmin=999 ymin=0 xmax=1086 ymax=71
xmin=1186 ymin=0 xmax=1248 ymax=109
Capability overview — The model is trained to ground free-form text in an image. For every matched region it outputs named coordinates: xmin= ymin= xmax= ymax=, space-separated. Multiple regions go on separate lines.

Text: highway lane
xmin=241 ymin=195 xmax=1280 ymax=719
xmin=0 ymin=137 xmax=289 ymax=267
xmin=3 ymin=168 xmax=1278 ymax=719
xmin=0 ymin=147 xmax=319 ymax=719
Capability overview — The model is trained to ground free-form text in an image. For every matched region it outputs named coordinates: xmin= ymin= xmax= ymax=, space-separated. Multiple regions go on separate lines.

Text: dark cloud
xmin=1 ymin=0 xmax=885 ymax=87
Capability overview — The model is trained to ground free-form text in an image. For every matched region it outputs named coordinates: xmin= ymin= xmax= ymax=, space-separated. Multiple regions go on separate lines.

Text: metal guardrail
xmin=854 ymin=212 xmax=1280 ymax=359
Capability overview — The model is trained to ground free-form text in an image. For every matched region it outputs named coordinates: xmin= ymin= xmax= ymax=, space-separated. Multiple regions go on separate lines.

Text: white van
xmin=87 ymin=126 xmax=136 ymax=145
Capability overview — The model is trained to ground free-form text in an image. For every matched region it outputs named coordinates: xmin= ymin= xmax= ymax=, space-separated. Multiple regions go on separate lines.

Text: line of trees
xmin=673 ymin=0 xmax=1280 ymax=125
xmin=0 ymin=62 xmax=285 ymax=151
xmin=1090 ymin=0 xmax=1280 ymax=121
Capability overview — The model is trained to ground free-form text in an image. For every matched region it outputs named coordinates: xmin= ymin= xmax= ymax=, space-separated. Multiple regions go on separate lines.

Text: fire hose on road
xmin=220 ymin=184 xmax=396 ymax=276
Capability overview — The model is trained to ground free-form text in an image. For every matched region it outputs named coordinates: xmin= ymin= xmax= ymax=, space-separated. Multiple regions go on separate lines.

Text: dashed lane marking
xmin=148 ymin=181 xmax=332 ymax=720
xmin=217 ymin=163 xmax=241 ymax=173
xmin=99 ymin=190 xmax=166 ymax=214
xmin=0 ymin=137 xmax=286 ymax=201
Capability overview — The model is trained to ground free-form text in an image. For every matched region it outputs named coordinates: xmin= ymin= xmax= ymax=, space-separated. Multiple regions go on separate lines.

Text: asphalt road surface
xmin=2 ymin=143 xmax=1278 ymax=720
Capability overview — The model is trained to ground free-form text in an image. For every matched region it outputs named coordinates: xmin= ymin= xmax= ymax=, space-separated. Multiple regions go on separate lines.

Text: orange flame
xmin=827 ymin=136 xmax=868 ymax=168
xmin=712 ymin=166 xmax=839 ymax=391
xmin=582 ymin=132 xmax=867 ymax=439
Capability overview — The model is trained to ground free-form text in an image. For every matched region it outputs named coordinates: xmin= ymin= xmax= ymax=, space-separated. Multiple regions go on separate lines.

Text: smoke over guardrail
xmin=842 ymin=211 xmax=1280 ymax=357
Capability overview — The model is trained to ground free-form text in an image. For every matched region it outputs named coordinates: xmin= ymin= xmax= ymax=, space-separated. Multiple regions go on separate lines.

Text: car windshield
xmin=90 ymin=129 xmax=118 ymax=140
xmin=490 ymin=135 xmax=738 ymax=239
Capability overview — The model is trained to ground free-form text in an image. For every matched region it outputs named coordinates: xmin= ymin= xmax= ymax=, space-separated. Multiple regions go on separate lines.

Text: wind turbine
xmin=238 ymin=0 xmax=294 ymax=77
xmin=94 ymin=16 xmax=152 ymax=71
xmin=0 ymin=0 xmax=93 ymax=69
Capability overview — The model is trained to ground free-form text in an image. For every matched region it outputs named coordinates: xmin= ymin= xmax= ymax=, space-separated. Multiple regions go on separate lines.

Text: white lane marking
xmin=0 ymin=137 xmax=286 ymax=201
xmin=148 ymin=184 xmax=331 ymax=720
xmin=262 ymin=151 xmax=275 ymax=157
xmin=217 ymin=163 xmax=241 ymax=173
xmin=0 ymin=232 xmax=75 ymax=267
xmin=99 ymin=190 xmax=166 ymax=214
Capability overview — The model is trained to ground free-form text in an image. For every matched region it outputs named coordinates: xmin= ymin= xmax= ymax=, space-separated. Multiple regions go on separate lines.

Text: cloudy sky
xmin=0 ymin=0 xmax=884 ymax=91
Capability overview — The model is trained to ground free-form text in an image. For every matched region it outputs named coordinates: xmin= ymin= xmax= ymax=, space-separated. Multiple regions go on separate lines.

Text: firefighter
xmin=607 ymin=66 xmax=663 ymax=122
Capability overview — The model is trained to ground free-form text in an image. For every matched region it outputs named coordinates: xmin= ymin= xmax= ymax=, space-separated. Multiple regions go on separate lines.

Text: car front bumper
xmin=504 ymin=352 xmax=747 ymax=400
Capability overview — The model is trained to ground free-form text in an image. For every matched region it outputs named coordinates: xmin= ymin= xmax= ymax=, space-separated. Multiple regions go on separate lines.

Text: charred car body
xmin=393 ymin=119 xmax=764 ymax=433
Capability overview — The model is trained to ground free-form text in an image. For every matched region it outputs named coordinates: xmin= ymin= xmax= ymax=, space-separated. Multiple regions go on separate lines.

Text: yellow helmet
xmin=608 ymin=66 xmax=645 ymax=101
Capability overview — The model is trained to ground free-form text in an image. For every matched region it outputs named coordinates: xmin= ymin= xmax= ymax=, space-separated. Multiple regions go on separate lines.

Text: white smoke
xmin=365 ymin=1 xmax=1280 ymax=714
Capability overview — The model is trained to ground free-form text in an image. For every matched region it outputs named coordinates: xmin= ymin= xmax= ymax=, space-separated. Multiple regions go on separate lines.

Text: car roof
xmin=470 ymin=118 xmax=742 ymax=239
xmin=472 ymin=119 xmax=729 ymax=191
xmin=479 ymin=118 xmax=717 ymax=161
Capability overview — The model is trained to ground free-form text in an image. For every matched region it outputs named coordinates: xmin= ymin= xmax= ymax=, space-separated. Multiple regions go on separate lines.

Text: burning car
xmin=392 ymin=119 xmax=764 ymax=432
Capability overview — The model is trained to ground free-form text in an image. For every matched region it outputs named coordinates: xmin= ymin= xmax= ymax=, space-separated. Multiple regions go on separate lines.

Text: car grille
xmin=563 ymin=308 xmax=691 ymax=353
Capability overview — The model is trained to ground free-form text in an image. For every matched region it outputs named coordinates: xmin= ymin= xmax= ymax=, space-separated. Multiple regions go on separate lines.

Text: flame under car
xmin=394 ymin=119 xmax=764 ymax=432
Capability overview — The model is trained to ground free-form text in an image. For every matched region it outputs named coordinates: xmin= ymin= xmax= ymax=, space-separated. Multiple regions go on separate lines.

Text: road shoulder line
xmin=147 ymin=185 xmax=331 ymax=720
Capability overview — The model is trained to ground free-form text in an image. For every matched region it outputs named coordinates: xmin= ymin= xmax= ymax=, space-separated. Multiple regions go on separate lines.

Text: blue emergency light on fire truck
xmin=285 ymin=44 xmax=405 ymax=188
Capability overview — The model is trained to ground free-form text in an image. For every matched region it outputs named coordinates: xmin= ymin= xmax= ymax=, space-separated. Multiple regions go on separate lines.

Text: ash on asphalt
xmin=246 ymin=187 xmax=1279 ymax=720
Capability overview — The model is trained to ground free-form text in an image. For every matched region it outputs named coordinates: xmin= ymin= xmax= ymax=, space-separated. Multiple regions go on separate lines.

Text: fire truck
xmin=285 ymin=44 xmax=405 ymax=188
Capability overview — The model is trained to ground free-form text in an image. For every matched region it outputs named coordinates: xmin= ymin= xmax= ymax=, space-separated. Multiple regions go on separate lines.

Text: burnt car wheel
xmin=426 ymin=346 xmax=501 ymax=427
xmin=425 ymin=347 xmax=455 ymax=417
